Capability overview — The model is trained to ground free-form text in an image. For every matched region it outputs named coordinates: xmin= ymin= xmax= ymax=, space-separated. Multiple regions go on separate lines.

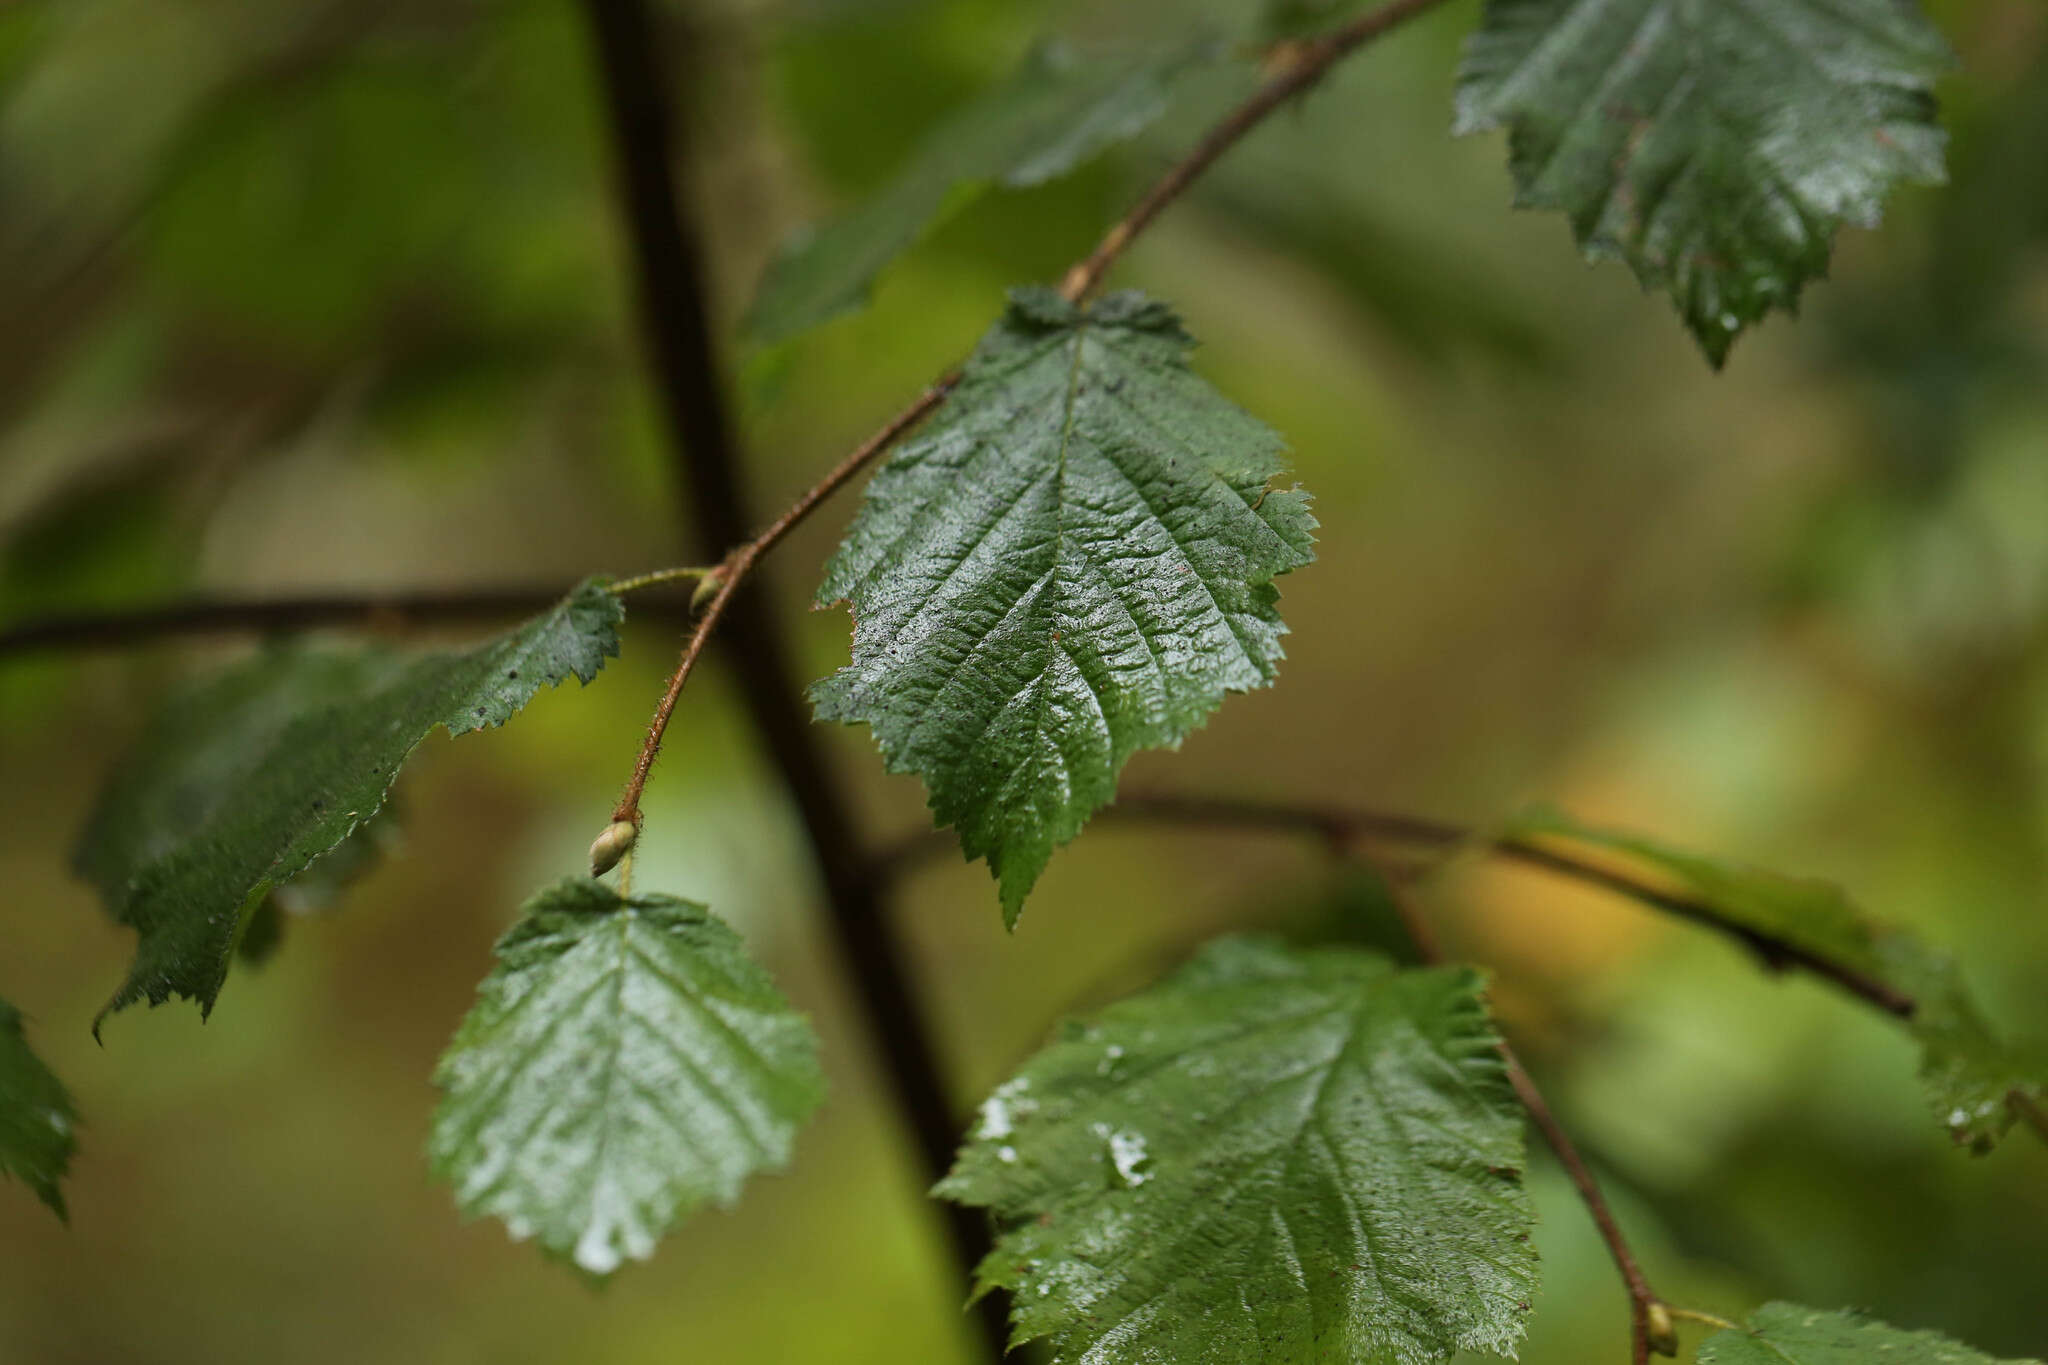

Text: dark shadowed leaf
xmin=235 ymin=810 xmax=404 ymax=968
xmin=938 ymin=937 xmax=1536 ymax=1363
xmin=429 ymin=879 xmax=824 ymax=1276
xmin=1511 ymin=809 xmax=2047 ymax=1152
xmin=0 ymin=998 xmax=77 ymax=1220
xmin=76 ymin=580 xmax=623 ymax=1028
xmin=1454 ymin=0 xmax=1952 ymax=365
xmin=744 ymin=41 xmax=1204 ymax=343
xmin=1698 ymin=1302 xmax=2041 ymax=1364
xmin=812 ymin=289 xmax=1315 ymax=923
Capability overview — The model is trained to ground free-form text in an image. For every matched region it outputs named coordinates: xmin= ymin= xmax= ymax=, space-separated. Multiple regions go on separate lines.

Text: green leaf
xmin=938 ymin=937 xmax=1536 ymax=1363
xmin=77 ymin=651 xmax=407 ymax=975
xmin=1697 ymin=1302 xmax=2041 ymax=1364
xmin=1510 ymin=809 xmax=2048 ymax=1152
xmin=744 ymin=41 xmax=1203 ymax=344
xmin=428 ymin=879 xmax=824 ymax=1277
xmin=76 ymin=580 xmax=623 ymax=1029
xmin=813 ymin=289 xmax=1316 ymax=924
xmin=1453 ymin=0 xmax=1952 ymax=365
xmin=0 ymin=997 xmax=78 ymax=1220
xmin=235 ymin=810 xmax=403 ymax=968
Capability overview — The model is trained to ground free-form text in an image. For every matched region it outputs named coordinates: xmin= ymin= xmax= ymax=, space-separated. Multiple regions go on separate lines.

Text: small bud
xmin=1645 ymin=1302 xmax=1678 ymax=1357
xmin=689 ymin=569 xmax=725 ymax=613
xmin=588 ymin=820 xmax=638 ymax=877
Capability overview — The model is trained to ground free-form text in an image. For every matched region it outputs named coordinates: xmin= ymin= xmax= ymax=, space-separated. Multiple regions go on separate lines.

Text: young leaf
xmin=0 ymin=997 xmax=78 ymax=1220
xmin=1510 ymin=809 xmax=2048 ymax=1152
xmin=938 ymin=937 xmax=1536 ymax=1363
xmin=1697 ymin=1302 xmax=2041 ymax=1364
xmin=428 ymin=879 xmax=824 ymax=1277
xmin=1453 ymin=0 xmax=1952 ymax=365
xmin=813 ymin=289 xmax=1316 ymax=924
xmin=76 ymin=580 xmax=623 ymax=1029
xmin=744 ymin=41 xmax=1204 ymax=344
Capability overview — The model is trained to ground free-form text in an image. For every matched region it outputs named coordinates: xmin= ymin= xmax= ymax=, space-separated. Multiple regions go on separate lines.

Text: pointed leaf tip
xmin=743 ymin=41 xmax=1210 ymax=344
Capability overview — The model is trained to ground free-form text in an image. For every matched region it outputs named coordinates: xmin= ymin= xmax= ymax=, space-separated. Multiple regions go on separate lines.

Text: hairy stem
xmin=610 ymin=380 xmax=956 ymax=824
xmin=606 ymin=564 xmax=717 ymax=595
xmin=1368 ymin=856 xmax=1675 ymax=1364
xmin=577 ymin=0 xmax=1005 ymax=1355
xmin=1059 ymin=0 xmax=1457 ymax=303
xmin=1505 ymin=1049 xmax=1675 ymax=1363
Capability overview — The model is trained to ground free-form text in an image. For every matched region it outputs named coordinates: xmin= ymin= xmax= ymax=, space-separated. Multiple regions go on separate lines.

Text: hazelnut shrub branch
xmin=10 ymin=0 xmax=2035 ymax=1358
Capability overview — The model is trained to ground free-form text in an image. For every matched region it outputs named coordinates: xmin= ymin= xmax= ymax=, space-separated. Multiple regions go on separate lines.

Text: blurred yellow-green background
xmin=3 ymin=0 xmax=2047 ymax=1360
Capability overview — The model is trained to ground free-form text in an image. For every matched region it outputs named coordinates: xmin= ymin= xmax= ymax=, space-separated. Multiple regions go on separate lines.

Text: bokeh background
xmin=2 ymin=0 xmax=2046 ymax=1360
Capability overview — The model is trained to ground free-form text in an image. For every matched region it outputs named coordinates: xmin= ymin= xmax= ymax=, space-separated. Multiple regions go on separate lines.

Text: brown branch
xmin=1059 ymin=0 xmax=1458 ymax=304
xmin=1506 ymin=1049 xmax=1674 ymax=1363
xmin=1366 ymin=855 xmax=1675 ymax=1365
xmin=611 ymin=378 xmax=956 ymax=823
xmin=872 ymin=793 xmax=1921 ymax=1021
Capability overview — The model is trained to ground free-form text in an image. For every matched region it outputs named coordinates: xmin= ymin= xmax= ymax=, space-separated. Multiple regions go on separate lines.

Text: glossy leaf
xmin=744 ymin=41 xmax=1201 ymax=343
xmin=0 ymin=998 xmax=77 ymax=1220
xmin=76 ymin=580 xmax=623 ymax=1028
xmin=1698 ymin=1302 xmax=2040 ymax=1364
xmin=938 ymin=937 xmax=1536 ymax=1363
xmin=813 ymin=289 xmax=1315 ymax=923
xmin=1511 ymin=809 xmax=2047 ymax=1151
xmin=429 ymin=879 xmax=824 ymax=1277
xmin=1454 ymin=0 xmax=1952 ymax=365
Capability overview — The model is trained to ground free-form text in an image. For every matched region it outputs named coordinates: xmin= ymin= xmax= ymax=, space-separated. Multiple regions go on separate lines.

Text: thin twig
xmin=611 ymin=379 xmax=955 ymax=824
xmin=1059 ymin=0 xmax=1457 ymax=304
xmin=1365 ymin=853 xmax=1674 ymax=1365
xmin=1505 ymin=1050 xmax=1673 ymax=1363
xmin=1665 ymin=1305 xmax=1742 ymax=1333
xmin=606 ymin=564 xmax=716 ymax=595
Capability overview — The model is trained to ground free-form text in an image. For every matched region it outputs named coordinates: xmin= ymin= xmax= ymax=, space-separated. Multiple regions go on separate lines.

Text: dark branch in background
xmin=1364 ymin=856 xmax=1677 ymax=1365
xmin=574 ymin=0 xmax=1007 ymax=1357
xmin=916 ymin=793 xmax=1917 ymax=1019
xmin=0 ymin=589 xmax=689 ymax=655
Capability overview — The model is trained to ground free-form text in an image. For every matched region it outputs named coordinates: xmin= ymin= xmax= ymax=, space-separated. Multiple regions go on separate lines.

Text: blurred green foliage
xmin=2 ymin=0 xmax=2047 ymax=1361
